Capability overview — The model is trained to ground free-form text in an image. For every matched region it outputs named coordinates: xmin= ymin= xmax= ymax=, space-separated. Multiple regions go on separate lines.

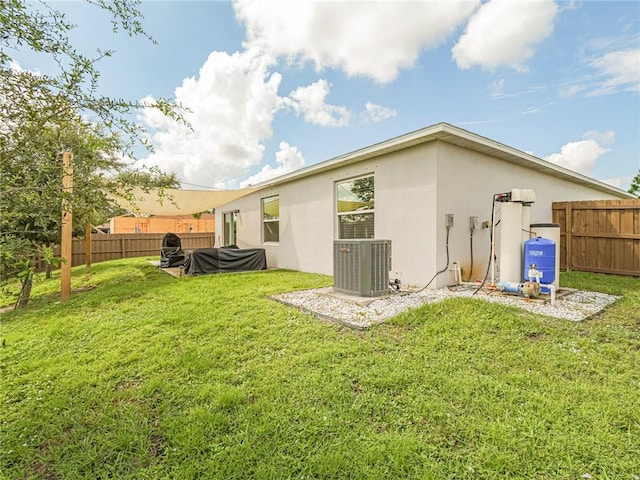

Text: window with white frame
xmin=262 ymin=196 xmax=279 ymax=243
xmin=336 ymin=175 xmax=374 ymax=239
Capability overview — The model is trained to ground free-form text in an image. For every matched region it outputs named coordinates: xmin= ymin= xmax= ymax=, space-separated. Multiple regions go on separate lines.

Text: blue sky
xmin=14 ymin=1 xmax=640 ymax=190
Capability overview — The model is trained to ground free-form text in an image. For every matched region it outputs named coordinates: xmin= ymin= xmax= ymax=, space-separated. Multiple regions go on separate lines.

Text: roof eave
xmin=252 ymin=122 xmax=634 ymax=199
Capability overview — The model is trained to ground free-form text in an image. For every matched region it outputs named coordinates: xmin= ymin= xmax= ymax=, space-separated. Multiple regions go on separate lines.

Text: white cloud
xmin=283 ymin=82 xmax=397 ymax=126
xmin=488 ymin=78 xmax=545 ymax=99
xmin=558 ymin=83 xmax=586 ymax=98
xmin=284 ymin=79 xmax=351 ymax=127
xmin=521 ymin=101 xmax=554 ymax=115
xmin=136 ymin=15 xmax=402 ymax=188
xmin=558 ymin=0 xmax=580 ymax=12
xmin=361 ymin=101 xmax=397 ymax=123
xmin=456 ymin=116 xmax=510 ymax=126
xmin=452 ymin=0 xmax=558 ymax=71
xmin=138 ymin=0 xmax=571 ymax=189
xmin=558 ymin=33 xmax=639 ymax=98
xmin=234 ymin=0 xmax=479 ymax=83
xmin=521 ymin=106 xmax=542 ymax=115
xmin=489 ymin=78 xmax=505 ymax=97
xmin=545 ymin=140 xmax=607 ymax=174
xmin=8 ymin=60 xmax=24 ymax=73
xmin=241 ymin=141 xmax=305 ymax=187
xmin=600 ymin=176 xmax=632 ymax=190
xmin=138 ymin=49 xmax=282 ymax=188
xmin=583 ymin=130 xmax=615 ymax=145
xmin=545 ymin=131 xmax=613 ymax=175
xmin=7 ymin=60 xmax=41 ymax=76
xmin=589 ymin=49 xmax=640 ymax=95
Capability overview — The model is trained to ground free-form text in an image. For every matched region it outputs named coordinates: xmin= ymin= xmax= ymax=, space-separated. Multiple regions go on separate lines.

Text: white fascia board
xmin=251 ymin=122 xmax=634 ymax=199
xmin=252 ymin=123 xmax=448 ymax=188
xmin=442 ymin=124 xmax=634 ymax=198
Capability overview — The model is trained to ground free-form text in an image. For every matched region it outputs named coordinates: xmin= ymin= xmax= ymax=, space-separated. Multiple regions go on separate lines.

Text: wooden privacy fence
xmin=552 ymin=200 xmax=640 ymax=276
xmin=50 ymin=232 xmax=215 ymax=268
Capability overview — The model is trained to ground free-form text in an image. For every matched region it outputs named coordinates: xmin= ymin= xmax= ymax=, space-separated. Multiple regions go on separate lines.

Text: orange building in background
xmin=109 ymin=214 xmax=215 ymax=234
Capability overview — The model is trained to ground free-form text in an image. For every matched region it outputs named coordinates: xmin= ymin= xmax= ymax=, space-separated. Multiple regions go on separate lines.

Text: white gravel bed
xmin=272 ymin=286 xmax=621 ymax=329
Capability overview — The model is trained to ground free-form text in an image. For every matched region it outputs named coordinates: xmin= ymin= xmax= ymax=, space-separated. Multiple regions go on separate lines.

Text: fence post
xmin=121 ymin=237 xmax=126 ymax=258
xmin=565 ymin=204 xmax=572 ymax=272
xmin=85 ymin=224 xmax=92 ymax=267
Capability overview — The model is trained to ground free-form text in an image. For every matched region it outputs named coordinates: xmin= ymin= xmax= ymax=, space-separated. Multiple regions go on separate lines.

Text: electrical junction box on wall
xmin=445 ymin=214 xmax=454 ymax=228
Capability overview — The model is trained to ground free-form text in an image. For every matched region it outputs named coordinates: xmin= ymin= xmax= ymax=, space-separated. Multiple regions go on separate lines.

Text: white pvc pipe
xmin=521 ymin=204 xmax=531 ymax=281
xmin=547 ymin=284 xmax=556 ymax=306
xmin=491 ymin=204 xmax=497 ymax=286
xmin=453 ymin=261 xmax=462 ymax=285
xmin=521 ymin=204 xmax=531 ymax=243
xmin=499 ymin=202 xmax=523 ymax=283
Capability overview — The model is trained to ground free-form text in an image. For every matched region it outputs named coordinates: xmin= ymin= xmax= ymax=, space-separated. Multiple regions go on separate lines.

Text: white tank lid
xmin=511 ymin=188 xmax=536 ymax=203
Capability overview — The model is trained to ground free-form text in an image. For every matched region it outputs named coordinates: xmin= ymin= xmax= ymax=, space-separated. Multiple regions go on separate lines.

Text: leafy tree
xmin=113 ymin=171 xmax=181 ymax=190
xmin=1 ymin=0 xmax=183 ymax=158
xmin=1 ymin=112 xmax=143 ymax=305
xmin=629 ymin=170 xmax=640 ymax=198
xmin=0 ymin=0 xmax=185 ymax=307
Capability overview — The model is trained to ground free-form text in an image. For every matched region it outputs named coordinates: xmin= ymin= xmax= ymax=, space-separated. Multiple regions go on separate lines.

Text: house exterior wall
xmin=110 ymin=215 xmax=215 ymax=234
xmin=216 ymin=138 xmax=626 ymax=288
xmin=432 ymin=141 xmax=624 ymax=286
xmin=216 ymin=143 xmax=440 ymax=283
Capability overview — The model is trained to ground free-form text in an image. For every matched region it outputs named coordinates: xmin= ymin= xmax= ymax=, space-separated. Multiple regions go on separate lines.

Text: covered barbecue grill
xmin=159 ymin=233 xmax=186 ymax=268
xmin=183 ymin=247 xmax=266 ymax=275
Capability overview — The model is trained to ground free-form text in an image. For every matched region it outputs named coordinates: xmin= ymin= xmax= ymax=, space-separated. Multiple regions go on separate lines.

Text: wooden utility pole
xmin=61 ymin=150 xmax=73 ymax=302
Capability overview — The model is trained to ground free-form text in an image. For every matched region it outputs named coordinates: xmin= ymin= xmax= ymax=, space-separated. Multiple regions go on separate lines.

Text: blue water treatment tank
xmin=523 ymin=237 xmax=556 ymax=288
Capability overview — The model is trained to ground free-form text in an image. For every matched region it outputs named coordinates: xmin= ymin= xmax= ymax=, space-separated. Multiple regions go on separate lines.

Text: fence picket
xmin=552 ymin=200 xmax=640 ymax=276
xmin=40 ymin=233 xmax=215 ymax=270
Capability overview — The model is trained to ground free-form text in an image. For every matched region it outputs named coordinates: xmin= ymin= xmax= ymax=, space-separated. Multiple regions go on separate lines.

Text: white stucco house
xmin=214 ymin=123 xmax=633 ymax=288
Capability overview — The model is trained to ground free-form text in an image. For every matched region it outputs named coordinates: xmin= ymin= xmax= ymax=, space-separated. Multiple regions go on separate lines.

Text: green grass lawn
xmin=1 ymin=259 xmax=639 ymax=479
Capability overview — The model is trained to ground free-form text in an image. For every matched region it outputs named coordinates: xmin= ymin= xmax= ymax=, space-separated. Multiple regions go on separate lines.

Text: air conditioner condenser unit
xmin=333 ymin=239 xmax=391 ymax=297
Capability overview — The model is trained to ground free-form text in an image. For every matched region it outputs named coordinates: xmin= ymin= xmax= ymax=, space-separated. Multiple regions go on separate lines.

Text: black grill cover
xmin=160 ymin=233 xmax=185 ymax=268
xmin=183 ymin=247 xmax=266 ymax=275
